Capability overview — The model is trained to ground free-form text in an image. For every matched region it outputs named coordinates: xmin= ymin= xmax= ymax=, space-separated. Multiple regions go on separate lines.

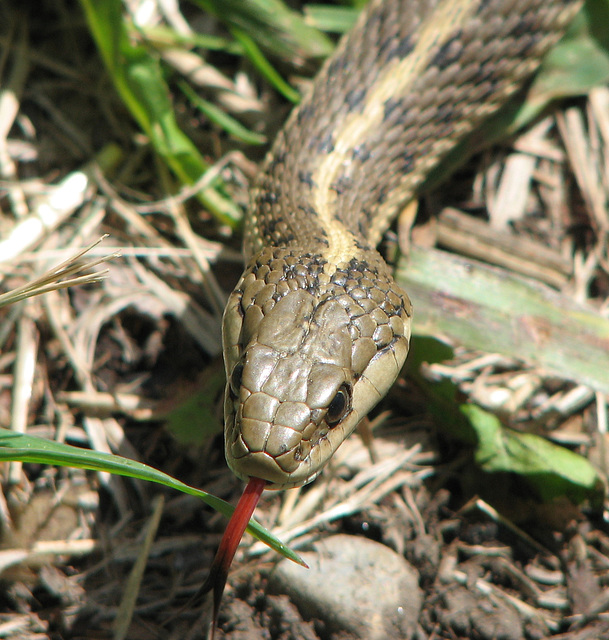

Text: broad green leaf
xmin=462 ymin=404 xmax=604 ymax=507
xmin=405 ymin=337 xmax=604 ymax=507
xmin=406 ymin=336 xmax=479 ymax=445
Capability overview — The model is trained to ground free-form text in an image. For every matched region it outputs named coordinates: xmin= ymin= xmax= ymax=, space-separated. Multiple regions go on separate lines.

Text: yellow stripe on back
xmin=311 ymin=0 xmax=477 ymax=260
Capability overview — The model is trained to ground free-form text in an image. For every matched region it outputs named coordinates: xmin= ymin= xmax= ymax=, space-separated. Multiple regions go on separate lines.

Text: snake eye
xmin=326 ymin=383 xmax=351 ymax=427
xmin=229 ymin=363 xmax=244 ymax=396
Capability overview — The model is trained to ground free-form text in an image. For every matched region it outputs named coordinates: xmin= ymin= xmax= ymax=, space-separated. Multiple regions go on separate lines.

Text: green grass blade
xmin=304 ymin=5 xmax=359 ymax=33
xmin=78 ymin=0 xmax=242 ymax=226
xmin=231 ymin=26 xmax=300 ymax=103
xmin=178 ymin=81 xmax=266 ymax=145
xmin=191 ymin=0 xmax=333 ymax=60
xmin=133 ymin=24 xmax=240 ymax=54
xmin=0 ymin=428 xmax=303 ymax=565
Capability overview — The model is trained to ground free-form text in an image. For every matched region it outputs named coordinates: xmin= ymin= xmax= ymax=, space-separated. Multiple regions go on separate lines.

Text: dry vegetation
xmin=1 ymin=0 xmax=609 ymax=638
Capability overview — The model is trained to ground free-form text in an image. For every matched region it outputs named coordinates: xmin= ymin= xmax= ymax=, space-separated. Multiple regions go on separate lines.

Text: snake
xmin=221 ymin=0 xmax=582 ymax=492
xmin=202 ymin=0 xmax=583 ymax=632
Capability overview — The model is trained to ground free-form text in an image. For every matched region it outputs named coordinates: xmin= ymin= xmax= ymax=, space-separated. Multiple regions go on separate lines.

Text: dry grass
xmin=1 ymin=1 xmax=609 ymax=639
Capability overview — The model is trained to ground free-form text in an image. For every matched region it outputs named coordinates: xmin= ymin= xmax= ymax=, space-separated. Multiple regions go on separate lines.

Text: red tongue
xmin=200 ymin=476 xmax=267 ymax=639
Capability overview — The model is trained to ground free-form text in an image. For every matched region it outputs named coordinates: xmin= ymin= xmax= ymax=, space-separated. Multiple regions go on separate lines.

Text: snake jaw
xmin=222 ymin=247 xmax=412 ymax=489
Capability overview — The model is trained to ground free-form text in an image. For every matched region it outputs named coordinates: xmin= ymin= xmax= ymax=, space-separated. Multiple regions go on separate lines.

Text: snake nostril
xmin=229 ymin=363 xmax=244 ymax=396
xmin=310 ymin=408 xmax=323 ymax=423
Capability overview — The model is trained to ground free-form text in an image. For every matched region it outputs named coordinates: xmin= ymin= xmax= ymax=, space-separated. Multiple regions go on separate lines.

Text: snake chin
xmin=222 ymin=248 xmax=412 ymax=489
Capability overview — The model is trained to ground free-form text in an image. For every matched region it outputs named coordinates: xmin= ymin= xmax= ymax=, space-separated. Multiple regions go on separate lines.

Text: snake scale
xmin=221 ymin=0 xmax=583 ymax=490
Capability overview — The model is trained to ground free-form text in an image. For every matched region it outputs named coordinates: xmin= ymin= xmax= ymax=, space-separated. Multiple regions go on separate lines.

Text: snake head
xmin=222 ymin=247 xmax=412 ymax=489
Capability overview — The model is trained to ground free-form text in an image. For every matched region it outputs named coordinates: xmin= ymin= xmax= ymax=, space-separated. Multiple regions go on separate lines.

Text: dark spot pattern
xmin=345 ymin=88 xmax=367 ymax=110
xmin=352 ymin=144 xmax=371 ymax=163
xmin=296 ymin=103 xmax=314 ymax=126
xmin=379 ymin=33 xmax=416 ymax=62
xmin=267 ymin=151 xmax=286 ymax=173
xmin=258 ymin=191 xmax=278 ymax=205
xmin=331 ymin=175 xmax=353 ymax=194
xmin=435 ymin=104 xmax=453 ymax=123
xmin=517 ymin=31 xmax=545 ymax=57
xmin=431 ymin=34 xmax=463 ymax=69
xmin=316 ymin=132 xmax=335 ymax=154
xmin=511 ymin=13 xmax=538 ymax=37
xmin=400 ymin=151 xmax=415 ymax=173
xmin=298 ymin=205 xmax=319 ymax=218
xmin=298 ymin=171 xmax=315 ymax=188
xmin=383 ymin=97 xmax=403 ymax=122
xmin=395 ymin=34 xmax=415 ymax=59
xmin=377 ymin=185 xmax=389 ymax=205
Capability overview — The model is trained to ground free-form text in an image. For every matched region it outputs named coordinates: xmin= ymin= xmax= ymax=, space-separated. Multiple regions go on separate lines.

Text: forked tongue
xmin=200 ymin=476 xmax=266 ymax=639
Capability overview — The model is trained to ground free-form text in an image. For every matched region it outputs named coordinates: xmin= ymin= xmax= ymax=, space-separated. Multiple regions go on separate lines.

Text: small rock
xmin=269 ymin=534 xmax=421 ymax=640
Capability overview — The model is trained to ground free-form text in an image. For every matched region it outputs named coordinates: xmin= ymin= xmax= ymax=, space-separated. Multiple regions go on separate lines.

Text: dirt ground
xmin=1 ymin=1 xmax=609 ymax=639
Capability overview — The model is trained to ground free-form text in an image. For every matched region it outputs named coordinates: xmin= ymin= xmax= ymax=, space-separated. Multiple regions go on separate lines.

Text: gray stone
xmin=269 ymin=534 xmax=422 ymax=640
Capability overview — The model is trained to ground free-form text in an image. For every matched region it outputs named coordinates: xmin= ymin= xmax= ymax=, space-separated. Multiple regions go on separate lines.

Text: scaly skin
xmin=222 ymin=0 xmax=583 ymax=490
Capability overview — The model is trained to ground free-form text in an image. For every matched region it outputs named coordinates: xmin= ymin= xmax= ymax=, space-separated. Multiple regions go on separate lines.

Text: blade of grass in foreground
xmin=0 ymin=427 xmax=304 ymax=566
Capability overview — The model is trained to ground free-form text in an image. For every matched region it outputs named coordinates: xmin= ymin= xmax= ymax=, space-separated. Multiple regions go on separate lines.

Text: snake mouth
xmin=226 ymin=446 xmax=321 ymax=489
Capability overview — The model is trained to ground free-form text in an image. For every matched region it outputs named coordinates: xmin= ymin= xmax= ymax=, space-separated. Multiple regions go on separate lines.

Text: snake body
xmin=222 ymin=0 xmax=582 ymax=489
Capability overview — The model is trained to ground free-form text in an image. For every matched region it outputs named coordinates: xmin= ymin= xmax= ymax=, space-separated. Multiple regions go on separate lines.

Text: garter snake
xmin=221 ymin=0 xmax=582 ymax=490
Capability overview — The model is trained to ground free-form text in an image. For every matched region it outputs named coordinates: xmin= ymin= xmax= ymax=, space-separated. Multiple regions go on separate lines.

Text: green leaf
xmin=231 ymin=26 xmax=300 ymax=103
xmin=131 ymin=24 xmax=240 ymax=54
xmin=164 ymin=370 xmax=225 ymax=446
xmin=406 ymin=336 xmax=479 ymax=445
xmin=406 ymin=337 xmax=604 ymax=507
xmin=0 ymin=428 xmax=303 ymax=565
xmin=462 ymin=404 xmax=604 ymax=507
xmin=304 ymin=5 xmax=359 ymax=33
